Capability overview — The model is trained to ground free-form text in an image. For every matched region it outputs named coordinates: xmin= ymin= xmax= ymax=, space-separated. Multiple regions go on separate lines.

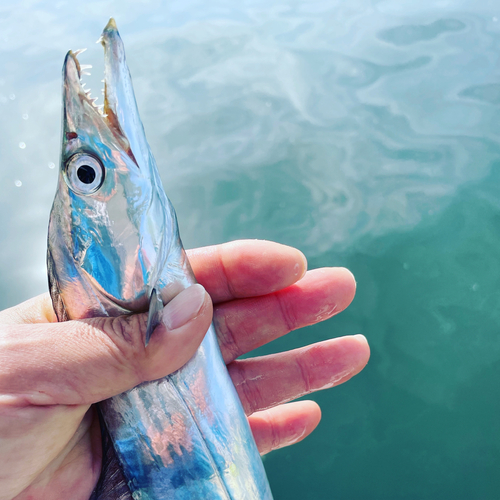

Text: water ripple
xmin=378 ymin=18 xmax=466 ymax=46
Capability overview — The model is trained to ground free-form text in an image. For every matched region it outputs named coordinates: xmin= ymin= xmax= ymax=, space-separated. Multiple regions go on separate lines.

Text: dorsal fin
xmin=89 ymin=408 xmax=132 ymax=500
xmin=47 ymin=247 xmax=69 ymax=322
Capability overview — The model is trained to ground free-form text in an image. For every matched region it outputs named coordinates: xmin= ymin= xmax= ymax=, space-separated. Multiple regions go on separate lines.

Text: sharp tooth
xmin=73 ymin=48 xmax=87 ymax=56
xmin=96 ymin=36 xmax=104 ymax=44
xmin=81 ymin=71 xmax=91 ymax=76
xmin=80 ymin=64 xmax=93 ymax=70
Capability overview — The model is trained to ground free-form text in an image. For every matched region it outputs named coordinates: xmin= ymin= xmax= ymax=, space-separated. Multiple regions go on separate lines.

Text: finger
xmin=0 ymin=285 xmax=212 ymax=406
xmin=0 ymin=293 xmax=56 ymax=325
xmin=216 ymin=267 xmax=356 ymax=363
xmin=249 ymin=401 xmax=321 ymax=455
xmin=186 ymin=240 xmax=307 ymax=303
xmin=228 ymin=335 xmax=370 ymax=416
xmin=0 ymin=403 xmax=95 ymax=500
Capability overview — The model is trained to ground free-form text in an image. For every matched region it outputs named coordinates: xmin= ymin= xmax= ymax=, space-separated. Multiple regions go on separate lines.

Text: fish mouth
xmin=62 ymin=18 xmax=148 ymax=166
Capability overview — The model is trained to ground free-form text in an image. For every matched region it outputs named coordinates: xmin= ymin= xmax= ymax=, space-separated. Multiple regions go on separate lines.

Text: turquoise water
xmin=1 ymin=0 xmax=500 ymax=498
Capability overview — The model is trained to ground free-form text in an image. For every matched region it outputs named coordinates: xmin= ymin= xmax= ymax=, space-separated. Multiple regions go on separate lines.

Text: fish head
xmin=49 ymin=19 xmax=186 ymax=322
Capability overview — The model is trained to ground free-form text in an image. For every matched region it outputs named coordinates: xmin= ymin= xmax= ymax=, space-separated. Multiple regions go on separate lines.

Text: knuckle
xmin=294 ymin=354 xmax=311 ymax=394
xmin=88 ymin=314 xmax=148 ymax=382
xmin=266 ymin=411 xmax=280 ymax=452
xmin=213 ymin=309 xmax=242 ymax=362
xmin=275 ymin=293 xmax=297 ymax=333
xmin=229 ymin=361 xmax=264 ymax=416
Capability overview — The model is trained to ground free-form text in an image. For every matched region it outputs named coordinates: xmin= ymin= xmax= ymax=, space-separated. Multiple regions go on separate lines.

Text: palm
xmin=0 ymin=241 xmax=369 ymax=499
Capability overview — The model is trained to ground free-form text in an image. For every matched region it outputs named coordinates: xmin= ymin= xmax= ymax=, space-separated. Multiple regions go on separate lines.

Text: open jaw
xmin=63 ymin=18 xmax=121 ymax=124
xmin=62 ymin=18 xmax=148 ymax=165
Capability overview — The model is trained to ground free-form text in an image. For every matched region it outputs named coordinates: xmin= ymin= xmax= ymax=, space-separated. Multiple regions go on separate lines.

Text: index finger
xmin=2 ymin=240 xmax=307 ymax=324
xmin=187 ymin=240 xmax=307 ymax=304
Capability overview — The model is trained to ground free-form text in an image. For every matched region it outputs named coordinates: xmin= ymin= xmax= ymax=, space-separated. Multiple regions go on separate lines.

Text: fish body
xmin=47 ymin=19 xmax=273 ymax=500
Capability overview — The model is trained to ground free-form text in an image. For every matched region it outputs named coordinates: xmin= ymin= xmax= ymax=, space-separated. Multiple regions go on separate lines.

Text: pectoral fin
xmin=145 ymin=287 xmax=163 ymax=347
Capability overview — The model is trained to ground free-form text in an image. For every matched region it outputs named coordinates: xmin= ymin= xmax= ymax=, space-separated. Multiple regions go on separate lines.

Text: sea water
xmin=0 ymin=0 xmax=499 ymax=498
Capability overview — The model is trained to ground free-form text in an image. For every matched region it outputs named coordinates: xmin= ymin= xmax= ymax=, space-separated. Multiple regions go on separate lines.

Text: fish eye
xmin=65 ymin=153 xmax=105 ymax=195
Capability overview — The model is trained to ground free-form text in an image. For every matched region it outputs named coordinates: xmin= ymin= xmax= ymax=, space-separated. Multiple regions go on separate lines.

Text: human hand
xmin=0 ymin=240 xmax=369 ymax=499
xmin=188 ymin=240 xmax=369 ymax=455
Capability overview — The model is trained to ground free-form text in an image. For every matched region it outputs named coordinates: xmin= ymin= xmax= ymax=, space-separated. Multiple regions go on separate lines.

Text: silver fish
xmin=47 ymin=18 xmax=273 ymax=500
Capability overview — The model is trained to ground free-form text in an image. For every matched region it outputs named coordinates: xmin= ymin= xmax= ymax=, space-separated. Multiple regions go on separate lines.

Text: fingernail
xmin=354 ymin=334 xmax=368 ymax=344
xmin=163 ymin=284 xmax=207 ymax=330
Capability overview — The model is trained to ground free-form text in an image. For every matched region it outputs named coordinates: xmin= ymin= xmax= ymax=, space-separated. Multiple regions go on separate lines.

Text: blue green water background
xmin=1 ymin=1 xmax=499 ymax=498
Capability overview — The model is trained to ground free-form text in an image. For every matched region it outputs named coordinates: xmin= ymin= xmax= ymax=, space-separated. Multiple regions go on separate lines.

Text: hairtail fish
xmin=47 ymin=18 xmax=273 ymax=500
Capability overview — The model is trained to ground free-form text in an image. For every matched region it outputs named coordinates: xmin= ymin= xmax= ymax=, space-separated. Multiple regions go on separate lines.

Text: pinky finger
xmin=248 ymin=400 xmax=321 ymax=456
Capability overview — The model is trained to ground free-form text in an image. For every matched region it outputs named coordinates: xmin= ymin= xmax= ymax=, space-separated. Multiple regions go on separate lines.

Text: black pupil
xmin=77 ymin=165 xmax=96 ymax=184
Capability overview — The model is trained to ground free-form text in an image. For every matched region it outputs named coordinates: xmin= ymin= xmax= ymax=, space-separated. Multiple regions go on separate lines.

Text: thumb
xmin=0 ymin=284 xmax=212 ymax=406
